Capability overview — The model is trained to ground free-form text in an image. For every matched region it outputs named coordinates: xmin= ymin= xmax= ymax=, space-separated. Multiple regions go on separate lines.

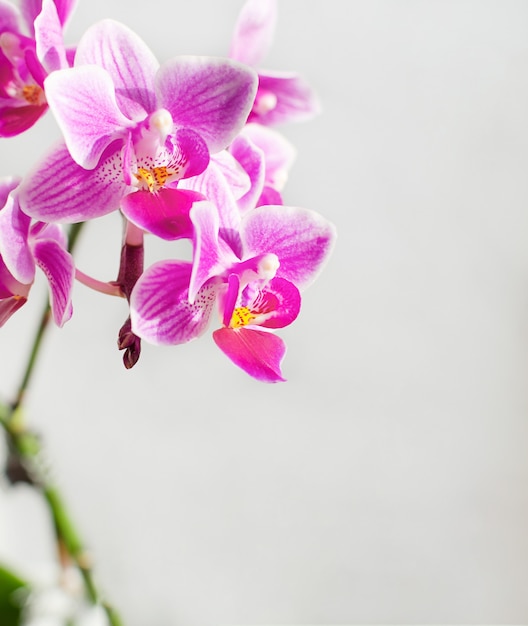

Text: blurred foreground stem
xmin=0 ymin=222 xmax=124 ymax=626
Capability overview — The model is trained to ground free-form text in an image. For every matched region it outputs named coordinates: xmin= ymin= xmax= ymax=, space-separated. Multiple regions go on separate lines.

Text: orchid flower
xmin=0 ymin=0 xmax=75 ymax=136
xmin=130 ymin=201 xmax=336 ymax=382
xmin=18 ymin=19 xmax=258 ymax=242
xmin=0 ymin=176 xmax=75 ymax=326
xmin=229 ymin=0 xmax=320 ymax=126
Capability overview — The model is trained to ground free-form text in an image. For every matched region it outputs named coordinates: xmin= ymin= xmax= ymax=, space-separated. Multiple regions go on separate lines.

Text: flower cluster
xmin=0 ymin=0 xmax=336 ymax=382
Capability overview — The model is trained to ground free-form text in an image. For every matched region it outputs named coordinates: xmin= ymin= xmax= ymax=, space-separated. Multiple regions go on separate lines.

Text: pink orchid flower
xmin=0 ymin=0 xmax=75 ymax=136
xmin=130 ymin=201 xmax=336 ymax=382
xmin=0 ymin=177 xmax=75 ymax=326
xmin=229 ymin=0 xmax=320 ymax=126
xmin=18 ymin=19 xmax=258 ymax=241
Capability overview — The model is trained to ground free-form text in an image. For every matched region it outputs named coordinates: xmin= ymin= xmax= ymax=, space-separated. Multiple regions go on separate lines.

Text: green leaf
xmin=0 ymin=564 xmax=29 ymax=626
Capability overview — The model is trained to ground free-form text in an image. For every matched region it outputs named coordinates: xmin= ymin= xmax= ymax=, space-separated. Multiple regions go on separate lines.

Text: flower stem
xmin=1 ymin=222 xmax=124 ymax=626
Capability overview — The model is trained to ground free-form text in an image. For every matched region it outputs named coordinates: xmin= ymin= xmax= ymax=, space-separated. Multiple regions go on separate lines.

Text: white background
xmin=1 ymin=0 xmax=528 ymax=623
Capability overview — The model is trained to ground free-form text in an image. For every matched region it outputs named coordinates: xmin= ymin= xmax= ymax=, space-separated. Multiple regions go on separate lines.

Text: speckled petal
xmin=130 ymin=260 xmax=217 ymax=345
xmin=19 ymin=142 xmax=126 ymax=222
xmin=32 ymin=237 xmax=74 ymax=326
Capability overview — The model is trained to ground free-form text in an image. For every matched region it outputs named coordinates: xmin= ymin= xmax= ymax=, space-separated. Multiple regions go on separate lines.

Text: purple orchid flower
xmin=0 ymin=0 xmax=75 ymax=136
xmin=0 ymin=177 xmax=75 ymax=326
xmin=130 ymin=200 xmax=336 ymax=382
xmin=18 ymin=19 xmax=258 ymax=241
xmin=229 ymin=0 xmax=320 ymax=126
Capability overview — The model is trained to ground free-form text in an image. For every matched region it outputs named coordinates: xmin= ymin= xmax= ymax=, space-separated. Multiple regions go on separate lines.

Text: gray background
xmin=2 ymin=0 xmax=528 ymax=623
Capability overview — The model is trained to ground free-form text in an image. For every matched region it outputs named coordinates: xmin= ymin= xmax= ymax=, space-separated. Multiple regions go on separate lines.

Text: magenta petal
xmin=229 ymin=0 xmax=277 ymax=67
xmin=19 ymin=142 xmax=126 ymax=222
xmin=75 ymin=19 xmax=158 ymax=118
xmin=256 ymin=277 xmax=300 ymax=328
xmin=32 ymin=238 xmax=74 ymax=326
xmin=21 ymin=0 xmax=75 ymax=33
xmin=0 ymin=103 xmax=47 ymax=137
xmin=213 ymin=326 xmax=286 ymax=382
xmin=180 ymin=159 xmax=242 ymax=246
xmin=0 ymin=295 xmax=27 ymax=326
xmin=242 ymin=123 xmax=296 ymax=190
xmin=229 ymin=132 xmax=265 ymax=212
xmin=0 ymin=176 xmax=20 ymax=208
xmin=0 ymin=2 xmax=21 ymax=33
xmin=34 ymin=0 xmax=67 ymax=72
xmin=130 ymin=260 xmax=216 ymax=345
xmin=0 ymin=191 xmax=34 ymax=284
xmin=241 ymin=205 xmax=337 ymax=290
xmin=121 ymin=188 xmax=203 ymax=240
xmin=188 ymin=201 xmax=236 ymax=302
xmin=156 ymin=56 xmax=257 ymax=153
xmin=250 ymin=71 xmax=321 ymax=126
xmin=172 ymin=127 xmax=210 ymax=179
xmin=44 ymin=65 xmax=133 ymax=168
xmin=211 ymin=150 xmax=251 ymax=200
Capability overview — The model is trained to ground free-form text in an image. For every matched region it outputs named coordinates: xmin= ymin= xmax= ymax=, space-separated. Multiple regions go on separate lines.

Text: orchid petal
xmin=0 ymin=294 xmax=27 ymax=326
xmin=156 ymin=56 xmax=257 ymax=153
xmin=0 ymin=1 xmax=21 ymax=33
xmin=171 ymin=127 xmax=210 ymax=180
xmin=241 ymin=205 xmax=337 ymax=290
xmin=0 ymin=176 xmax=20 ymax=206
xmin=34 ymin=0 xmax=67 ymax=72
xmin=30 ymin=220 xmax=67 ymax=247
xmin=189 ymin=201 xmax=237 ymax=303
xmin=242 ymin=123 xmax=296 ymax=190
xmin=249 ymin=71 xmax=320 ymax=126
xmin=19 ymin=142 xmax=126 ymax=222
xmin=44 ymin=65 xmax=133 ymax=168
xmin=0 ymin=253 xmax=30 ymax=327
xmin=130 ymin=260 xmax=216 ymax=345
xmin=121 ymin=188 xmax=203 ymax=240
xmin=211 ymin=150 xmax=251 ymax=200
xmin=0 ymin=103 xmax=47 ymax=137
xmin=75 ymin=19 xmax=159 ymax=118
xmin=229 ymin=0 xmax=277 ymax=67
xmin=229 ymin=132 xmax=265 ymax=212
xmin=0 ymin=190 xmax=34 ymax=283
xmin=20 ymin=0 xmax=75 ymax=33
xmin=32 ymin=237 xmax=74 ymax=326
xmin=180 ymin=158 xmax=242 ymax=247
xmin=213 ymin=326 xmax=286 ymax=382
xmin=254 ymin=277 xmax=300 ymax=328
xmin=257 ymin=185 xmax=282 ymax=206
xmin=0 ymin=256 xmax=29 ymax=298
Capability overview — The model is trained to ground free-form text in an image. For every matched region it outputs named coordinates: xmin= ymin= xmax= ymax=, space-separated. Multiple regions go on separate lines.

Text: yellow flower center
xmin=22 ymin=84 xmax=44 ymax=105
xmin=230 ymin=306 xmax=256 ymax=328
xmin=135 ymin=166 xmax=176 ymax=192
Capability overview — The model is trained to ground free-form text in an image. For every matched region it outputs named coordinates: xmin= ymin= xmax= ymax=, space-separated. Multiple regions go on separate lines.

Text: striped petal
xmin=241 ymin=205 xmax=336 ymax=290
xmin=19 ymin=142 xmax=126 ymax=222
xmin=75 ymin=19 xmax=159 ymax=119
xmin=130 ymin=260 xmax=217 ymax=345
xmin=156 ymin=56 xmax=257 ymax=153
xmin=44 ymin=65 xmax=133 ymax=169
xmin=32 ymin=237 xmax=74 ymax=326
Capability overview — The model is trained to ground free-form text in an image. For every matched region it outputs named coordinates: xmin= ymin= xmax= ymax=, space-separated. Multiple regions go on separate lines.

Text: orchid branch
xmin=0 ymin=222 xmax=124 ymax=626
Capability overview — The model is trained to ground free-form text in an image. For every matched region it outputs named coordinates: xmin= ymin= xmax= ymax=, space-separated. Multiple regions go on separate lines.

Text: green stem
xmin=1 ymin=222 xmax=125 ymax=626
